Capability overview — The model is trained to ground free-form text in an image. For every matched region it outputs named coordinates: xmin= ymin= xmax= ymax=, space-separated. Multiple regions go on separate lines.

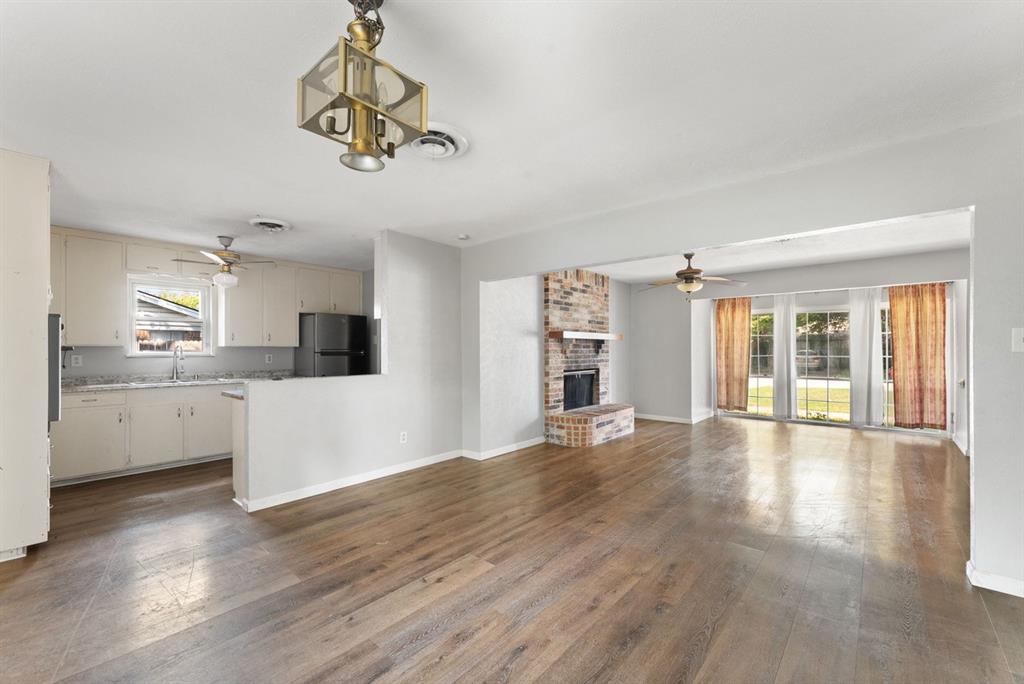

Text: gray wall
xmin=245 ymin=230 xmax=463 ymax=504
xmin=478 ymin=275 xmax=543 ymax=454
xmin=628 ymin=282 xmax=692 ymax=420
xmin=609 ymin=279 xmax=632 ymax=404
xmin=63 ymin=345 xmax=293 ymax=378
xmin=460 ymin=117 xmax=1023 ymax=591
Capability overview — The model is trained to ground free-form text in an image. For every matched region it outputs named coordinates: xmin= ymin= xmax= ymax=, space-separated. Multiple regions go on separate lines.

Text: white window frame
xmin=127 ymin=275 xmax=215 ymax=357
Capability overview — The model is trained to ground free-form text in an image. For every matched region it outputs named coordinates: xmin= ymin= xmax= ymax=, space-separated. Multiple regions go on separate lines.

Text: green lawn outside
xmin=745 ymin=379 xmax=895 ymax=424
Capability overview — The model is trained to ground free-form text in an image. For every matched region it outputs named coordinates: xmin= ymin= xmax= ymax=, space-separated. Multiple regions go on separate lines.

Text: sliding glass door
xmin=795 ymin=311 xmax=850 ymax=423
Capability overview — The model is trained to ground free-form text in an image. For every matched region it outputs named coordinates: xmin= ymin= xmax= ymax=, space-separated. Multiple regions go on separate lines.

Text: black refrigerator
xmin=295 ymin=313 xmax=369 ymax=377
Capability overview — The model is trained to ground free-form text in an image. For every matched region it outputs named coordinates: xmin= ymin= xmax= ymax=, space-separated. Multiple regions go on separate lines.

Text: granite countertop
xmin=62 ymin=371 xmax=293 ymax=394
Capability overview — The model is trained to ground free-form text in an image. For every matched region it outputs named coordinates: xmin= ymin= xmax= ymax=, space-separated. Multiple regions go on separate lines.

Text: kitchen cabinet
xmin=262 ymin=265 xmax=298 ymax=347
xmin=52 ymin=385 xmax=239 ymax=482
xmin=186 ymin=398 xmax=233 ymax=459
xmin=330 ymin=270 xmax=363 ymax=314
xmin=179 ymin=250 xmax=219 ymax=278
xmin=218 ymin=266 xmax=263 ymax=346
xmin=126 ymin=243 xmax=179 ymax=275
xmin=50 ymin=406 xmax=127 ymax=479
xmin=129 ymin=403 xmax=184 ymax=467
xmin=65 ymin=235 xmax=125 ymax=346
xmin=49 ymin=233 xmax=65 ymax=316
xmin=297 ymin=268 xmax=331 ymax=313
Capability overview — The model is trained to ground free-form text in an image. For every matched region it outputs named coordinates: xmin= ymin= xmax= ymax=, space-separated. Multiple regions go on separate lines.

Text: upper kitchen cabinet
xmin=65 ymin=235 xmax=125 ymax=346
xmin=330 ymin=270 xmax=363 ymax=314
xmin=178 ymin=250 xmax=219 ymax=278
xmin=126 ymin=243 xmax=179 ymax=275
xmin=218 ymin=266 xmax=263 ymax=346
xmin=297 ymin=268 xmax=331 ymax=313
xmin=262 ymin=265 xmax=298 ymax=347
xmin=49 ymin=233 xmax=65 ymax=315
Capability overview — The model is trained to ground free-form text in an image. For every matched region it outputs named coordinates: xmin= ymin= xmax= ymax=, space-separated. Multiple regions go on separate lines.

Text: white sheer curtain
xmin=772 ymin=294 xmax=797 ymax=419
xmin=849 ymin=287 xmax=883 ymax=426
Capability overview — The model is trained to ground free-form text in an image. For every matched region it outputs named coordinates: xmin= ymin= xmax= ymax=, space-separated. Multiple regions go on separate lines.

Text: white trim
xmin=636 ymin=412 xmax=713 ymax=425
xmin=966 ymin=560 xmax=1024 ymax=598
xmin=953 ymin=433 xmax=969 ymax=457
xmin=241 ymin=449 xmax=463 ymax=512
xmin=0 ymin=547 xmax=27 ymax=563
xmin=462 ymin=436 xmax=545 ymax=461
xmin=127 ymin=274 xmax=214 ymax=357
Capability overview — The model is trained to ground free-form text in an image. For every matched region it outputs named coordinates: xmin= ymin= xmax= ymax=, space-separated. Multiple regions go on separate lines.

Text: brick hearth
xmin=543 ymin=269 xmax=634 ymax=447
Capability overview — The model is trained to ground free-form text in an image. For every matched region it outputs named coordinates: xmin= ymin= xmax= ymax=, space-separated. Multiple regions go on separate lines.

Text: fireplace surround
xmin=544 ymin=269 xmax=633 ymax=447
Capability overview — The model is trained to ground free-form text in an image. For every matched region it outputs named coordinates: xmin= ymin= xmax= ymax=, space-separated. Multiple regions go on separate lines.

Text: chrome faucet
xmin=171 ymin=343 xmax=185 ymax=381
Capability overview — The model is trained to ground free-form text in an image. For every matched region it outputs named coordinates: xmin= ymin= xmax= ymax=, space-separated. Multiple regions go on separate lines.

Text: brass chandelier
xmin=297 ymin=0 xmax=427 ymax=172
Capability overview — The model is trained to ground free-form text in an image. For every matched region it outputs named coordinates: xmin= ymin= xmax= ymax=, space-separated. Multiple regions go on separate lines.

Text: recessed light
xmin=456 ymin=233 xmax=471 ymax=241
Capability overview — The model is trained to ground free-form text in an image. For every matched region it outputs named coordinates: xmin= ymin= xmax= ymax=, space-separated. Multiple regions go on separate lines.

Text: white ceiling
xmin=1 ymin=2 xmax=1020 ymax=269
xmin=589 ymin=209 xmax=972 ymax=283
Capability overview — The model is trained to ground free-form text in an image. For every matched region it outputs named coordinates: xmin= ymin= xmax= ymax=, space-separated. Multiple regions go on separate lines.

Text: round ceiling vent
xmin=410 ymin=122 xmax=469 ymax=160
xmin=249 ymin=216 xmax=291 ymax=233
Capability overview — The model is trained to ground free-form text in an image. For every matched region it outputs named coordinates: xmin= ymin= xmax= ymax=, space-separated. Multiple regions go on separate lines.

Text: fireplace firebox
xmin=563 ymin=369 xmax=598 ymax=411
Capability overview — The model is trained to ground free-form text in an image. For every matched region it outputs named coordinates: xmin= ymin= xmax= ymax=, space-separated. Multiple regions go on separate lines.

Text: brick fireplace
xmin=544 ymin=269 xmax=634 ymax=447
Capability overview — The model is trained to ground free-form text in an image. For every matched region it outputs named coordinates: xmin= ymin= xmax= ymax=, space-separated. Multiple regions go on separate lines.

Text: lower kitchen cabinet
xmin=129 ymin=403 xmax=185 ymax=467
xmin=50 ymin=406 xmax=127 ymax=479
xmin=51 ymin=385 xmax=240 ymax=483
xmin=186 ymin=398 xmax=233 ymax=459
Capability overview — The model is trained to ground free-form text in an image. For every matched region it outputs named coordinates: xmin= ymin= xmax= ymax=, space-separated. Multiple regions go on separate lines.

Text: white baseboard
xmin=242 ymin=449 xmax=463 ymax=513
xmin=0 ymin=546 xmax=27 ymax=563
xmin=953 ymin=433 xmax=969 ymax=457
xmin=462 ymin=436 xmax=546 ymax=461
xmin=636 ymin=413 xmax=712 ymax=425
xmin=51 ymin=453 xmax=231 ymax=487
xmin=967 ymin=559 xmax=1024 ymax=598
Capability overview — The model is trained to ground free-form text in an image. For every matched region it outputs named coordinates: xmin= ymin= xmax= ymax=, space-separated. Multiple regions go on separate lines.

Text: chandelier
xmin=297 ymin=0 xmax=427 ymax=172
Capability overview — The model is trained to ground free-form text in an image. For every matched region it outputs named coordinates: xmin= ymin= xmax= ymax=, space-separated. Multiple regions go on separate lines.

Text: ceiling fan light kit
xmin=172 ymin=235 xmax=275 ymax=289
xmin=297 ymin=0 xmax=428 ymax=172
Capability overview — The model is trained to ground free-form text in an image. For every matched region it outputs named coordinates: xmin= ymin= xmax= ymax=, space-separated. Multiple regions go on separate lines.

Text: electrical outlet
xmin=1012 ymin=327 xmax=1024 ymax=353
xmin=265 ymin=354 xmax=273 ymax=364
xmin=399 ymin=431 xmax=408 ymax=444
xmin=70 ymin=355 xmax=83 ymax=367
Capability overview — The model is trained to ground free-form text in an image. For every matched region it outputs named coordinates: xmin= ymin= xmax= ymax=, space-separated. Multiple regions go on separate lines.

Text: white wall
xmin=477 ymin=275 xmax=543 ymax=455
xmin=609 ymin=279 xmax=632 ymax=404
xmin=690 ymin=299 xmax=713 ymax=421
xmin=242 ymin=230 xmax=462 ymax=507
xmin=461 ymin=116 xmax=1023 ymax=595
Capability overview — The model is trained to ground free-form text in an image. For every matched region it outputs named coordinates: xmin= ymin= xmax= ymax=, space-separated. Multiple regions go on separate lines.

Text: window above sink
xmin=128 ymin=276 xmax=213 ymax=357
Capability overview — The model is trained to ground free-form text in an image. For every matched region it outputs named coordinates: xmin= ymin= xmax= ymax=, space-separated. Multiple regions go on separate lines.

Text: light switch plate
xmin=1012 ymin=328 xmax=1024 ymax=353
xmin=70 ymin=355 xmax=83 ymax=367
xmin=265 ymin=354 xmax=273 ymax=364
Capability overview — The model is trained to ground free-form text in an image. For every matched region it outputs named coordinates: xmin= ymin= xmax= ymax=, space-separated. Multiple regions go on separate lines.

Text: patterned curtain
xmin=715 ymin=297 xmax=751 ymax=411
xmin=889 ymin=283 xmax=947 ymax=430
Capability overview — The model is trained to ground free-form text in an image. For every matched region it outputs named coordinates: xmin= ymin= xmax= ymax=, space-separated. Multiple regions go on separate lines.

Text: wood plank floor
xmin=2 ymin=418 xmax=1022 ymax=683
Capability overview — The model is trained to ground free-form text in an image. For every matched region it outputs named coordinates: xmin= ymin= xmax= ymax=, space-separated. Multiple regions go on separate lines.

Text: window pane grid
xmin=796 ymin=310 xmax=849 ymax=423
xmin=746 ymin=314 xmax=774 ymax=417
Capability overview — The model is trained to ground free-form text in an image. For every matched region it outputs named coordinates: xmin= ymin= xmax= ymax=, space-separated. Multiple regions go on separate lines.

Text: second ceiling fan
xmin=173 ymin=236 xmax=274 ymax=288
xmin=647 ymin=252 xmax=746 ymax=294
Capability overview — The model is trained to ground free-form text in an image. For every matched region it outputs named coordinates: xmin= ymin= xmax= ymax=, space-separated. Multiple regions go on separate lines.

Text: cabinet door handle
xmin=300 ymin=299 xmax=304 ymax=309
xmin=114 ymin=329 xmax=119 ymax=340
xmin=267 ymin=333 xmax=271 ymax=342
xmin=118 ymin=412 xmax=123 ymax=423
xmin=231 ymin=332 xmax=235 ymax=341
xmin=190 ymin=406 xmax=194 ymax=417
xmin=81 ymin=398 xmax=98 ymax=403
xmin=177 ymin=407 xmax=182 ymax=418
xmin=146 ymin=266 xmax=159 ymax=270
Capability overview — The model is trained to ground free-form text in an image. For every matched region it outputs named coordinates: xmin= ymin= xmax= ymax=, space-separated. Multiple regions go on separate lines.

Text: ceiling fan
xmin=646 ymin=252 xmax=747 ymax=294
xmin=172 ymin=236 xmax=274 ymax=288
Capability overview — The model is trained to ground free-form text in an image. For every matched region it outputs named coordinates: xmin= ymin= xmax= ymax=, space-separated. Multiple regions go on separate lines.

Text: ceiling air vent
xmin=410 ymin=122 xmax=469 ymax=160
xmin=249 ymin=216 xmax=291 ymax=233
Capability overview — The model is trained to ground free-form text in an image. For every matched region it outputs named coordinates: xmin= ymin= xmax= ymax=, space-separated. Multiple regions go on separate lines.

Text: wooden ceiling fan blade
xmin=172 ymin=258 xmax=218 ymax=265
xmin=702 ymin=275 xmax=747 ymax=286
xmin=240 ymin=260 xmax=275 ymax=264
xmin=200 ymin=250 xmax=228 ymax=265
xmin=640 ymin=279 xmax=683 ymax=292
